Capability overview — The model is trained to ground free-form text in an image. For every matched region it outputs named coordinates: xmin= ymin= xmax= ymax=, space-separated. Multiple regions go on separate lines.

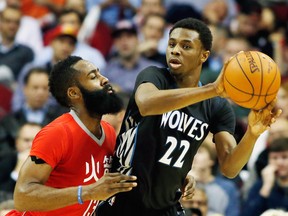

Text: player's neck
xmin=71 ymin=107 xmax=102 ymax=137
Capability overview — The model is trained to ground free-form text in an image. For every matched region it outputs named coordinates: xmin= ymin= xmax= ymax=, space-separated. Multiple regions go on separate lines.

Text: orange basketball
xmin=223 ymin=51 xmax=281 ymax=110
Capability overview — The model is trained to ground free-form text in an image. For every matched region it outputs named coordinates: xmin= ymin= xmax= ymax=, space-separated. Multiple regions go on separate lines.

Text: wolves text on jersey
xmin=161 ymin=110 xmax=209 ymax=140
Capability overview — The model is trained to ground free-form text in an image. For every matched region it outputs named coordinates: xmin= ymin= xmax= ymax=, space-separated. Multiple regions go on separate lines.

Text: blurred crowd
xmin=1 ymin=0 xmax=288 ymax=215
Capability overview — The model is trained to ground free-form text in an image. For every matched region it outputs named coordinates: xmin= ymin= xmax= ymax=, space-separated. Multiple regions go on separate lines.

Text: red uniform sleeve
xmin=30 ymin=123 xmax=69 ymax=169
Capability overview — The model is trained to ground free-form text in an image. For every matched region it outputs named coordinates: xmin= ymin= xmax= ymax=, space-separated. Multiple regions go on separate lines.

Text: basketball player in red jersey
xmin=7 ymin=56 xmax=138 ymax=216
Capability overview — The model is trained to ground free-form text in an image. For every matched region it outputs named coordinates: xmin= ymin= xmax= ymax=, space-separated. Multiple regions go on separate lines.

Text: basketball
xmin=223 ymin=51 xmax=281 ymax=110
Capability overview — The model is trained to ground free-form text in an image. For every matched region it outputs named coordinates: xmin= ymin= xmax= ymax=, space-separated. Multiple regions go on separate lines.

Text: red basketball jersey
xmin=20 ymin=111 xmax=116 ymax=216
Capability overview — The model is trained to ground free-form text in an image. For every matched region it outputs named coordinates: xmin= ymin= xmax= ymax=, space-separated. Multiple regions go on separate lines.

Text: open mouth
xmin=169 ymin=58 xmax=182 ymax=69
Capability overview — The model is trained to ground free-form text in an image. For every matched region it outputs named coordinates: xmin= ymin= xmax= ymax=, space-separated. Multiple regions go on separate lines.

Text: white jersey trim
xmin=69 ymin=110 xmax=105 ymax=146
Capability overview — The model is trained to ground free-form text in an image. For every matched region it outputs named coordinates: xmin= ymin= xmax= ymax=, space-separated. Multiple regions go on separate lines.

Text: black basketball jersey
xmin=97 ymin=66 xmax=235 ymax=216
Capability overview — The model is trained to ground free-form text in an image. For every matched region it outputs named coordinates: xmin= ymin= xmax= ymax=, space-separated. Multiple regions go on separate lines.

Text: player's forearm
xmin=14 ymin=183 xmax=79 ymax=211
xmin=137 ymin=83 xmax=218 ymax=116
xmin=219 ymin=129 xmax=259 ymax=178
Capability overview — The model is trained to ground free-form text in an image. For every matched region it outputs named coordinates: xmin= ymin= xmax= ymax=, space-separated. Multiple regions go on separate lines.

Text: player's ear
xmin=67 ymin=87 xmax=80 ymax=100
xmin=201 ymin=50 xmax=210 ymax=63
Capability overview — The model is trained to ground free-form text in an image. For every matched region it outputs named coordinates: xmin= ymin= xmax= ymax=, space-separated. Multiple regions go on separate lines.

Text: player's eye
xmin=183 ymin=44 xmax=191 ymax=49
xmin=169 ymin=42 xmax=175 ymax=48
xmin=89 ymin=74 xmax=96 ymax=79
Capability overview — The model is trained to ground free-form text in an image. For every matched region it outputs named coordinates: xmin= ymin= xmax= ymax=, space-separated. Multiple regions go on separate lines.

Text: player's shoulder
xmin=138 ymin=66 xmax=170 ymax=81
xmin=210 ymin=95 xmax=231 ymax=110
xmin=140 ymin=65 xmax=167 ymax=74
xmin=39 ymin=113 xmax=72 ymax=134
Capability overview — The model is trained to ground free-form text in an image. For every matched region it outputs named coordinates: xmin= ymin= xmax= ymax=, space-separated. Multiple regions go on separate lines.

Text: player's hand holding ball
xmin=247 ymin=98 xmax=282 ymax=136
xmin=214 ymin=57 xmax=233 ymax=98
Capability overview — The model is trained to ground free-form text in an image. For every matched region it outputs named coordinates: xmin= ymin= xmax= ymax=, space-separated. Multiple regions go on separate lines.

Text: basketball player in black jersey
xmin=96 ymin=18 xmax=282 ymax=216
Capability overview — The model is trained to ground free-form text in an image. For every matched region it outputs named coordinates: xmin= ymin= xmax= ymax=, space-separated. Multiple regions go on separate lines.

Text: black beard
xmin=78 ymin=84 xmax=123 ymax=117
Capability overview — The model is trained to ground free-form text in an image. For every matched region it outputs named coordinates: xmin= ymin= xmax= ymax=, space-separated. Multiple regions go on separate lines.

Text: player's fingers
xmin=109 ymin=181 xmax=137 ymax=190
xmin=108 ymin=186 xmax=135 ymax=194
xmin=266 ymin=98 xmax=277 ymax=111
xmin=181 ymin=193 xmax=194 ymax=201
xmin=181 ymin=188 xmax=195 ymax=201
xmin=275 ymin=109 xmax=282 ymax=118
xmin=182 ymin=179 xmax=196 ymax=199
xmin=104 ymin=173 xmax=137 ymax=183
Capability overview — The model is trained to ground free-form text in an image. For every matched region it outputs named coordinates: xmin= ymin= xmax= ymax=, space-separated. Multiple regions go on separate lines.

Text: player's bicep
xmin=135 ymin=82 xmax=159 ymax=115
xmin=17 ymin=156 xmax=53 ymax=186
xmin=135 ymin=82 xmax=159 ymax=101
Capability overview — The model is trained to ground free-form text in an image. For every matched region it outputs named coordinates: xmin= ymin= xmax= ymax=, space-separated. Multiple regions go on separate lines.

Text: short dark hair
xmin=169 ymin=18 xmax=212 ymax=51
xmin=49 ymin=56 xmax=82 ymax=107
xmin=268 ymin=137 xmax=288 ymax=153
xmin=24 ymin=67 xmax=49 ymax=85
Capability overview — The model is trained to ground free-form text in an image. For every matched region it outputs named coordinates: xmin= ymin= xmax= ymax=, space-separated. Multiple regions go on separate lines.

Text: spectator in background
xmin=242 ymin=117 xmax=288 ymax=200
xmin=43 ymin=9 xmax=107 ymax=71
xmin=0 ymin=122 xmax=42 ymax=195
xmin=181 ymin=186 xmax=209 ymax=216
xmin=0 ymin=67 xmax=65 ymax=152
xmin=133 ymin=0 xmax=166 ymax=28
xmin=280 ymin=29 xmax=288 ymax=77
xmin=0 ymin=5 xmax=34 ymax=80
xmin=64 ymin=0 xmax=86 ymax=17
xmin=254 ymin=117 xmax=288 ymax=175
xmin=19 ymin=0 xmax=66 ymax=30
xmin=275 ymin=81 xmax=288 ymax=120
xmin=87 ymin=0 xmax=136 ymax=28
xmin=138 ymin=13 xmax=167 ymax=67
xmin=0 ymin=65 xmax=14 ymax=119
xmin=102 ymin=19 xmax=162 ymax=93
xmin=202 ymin=0 xmax=228 ymax=26
xmin=190 ymin=142 xmax=241 ymax=216
xmin=1 ymin=0 xmax=44 ymax=56
xmin=33 ymin=23 xmax=78 ymax=72
xmin=12 ymin=23 xmax=78 ymax=112
xmin=79 ymin=0 xmax=137 ymax=58
xmin=242 ymin=137 xmax=288 ymax=216
xmin=164 ymin=0 xmax=237 ymax=27
xmin=228 ymin=1 xmax=274 ymax=57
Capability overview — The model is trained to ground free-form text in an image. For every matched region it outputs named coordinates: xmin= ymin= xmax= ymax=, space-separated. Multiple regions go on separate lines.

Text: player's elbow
xmin=220 ymin=165 xmax=239 ymax=179
xmin=14 ymin=193 xmax=27 ymax=211
xmin=136 ymin=98 xmax=152 ymax=116
xmin=138 ymin=104 xmax=151 ymax=116
xmin=13 ymin=186 xmax=30 ymax=211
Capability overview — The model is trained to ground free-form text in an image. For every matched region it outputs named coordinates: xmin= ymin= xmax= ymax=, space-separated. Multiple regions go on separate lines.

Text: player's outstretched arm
xmin=14 ymin=157 xmax=137 ymax=212
xmin=135 ymin=82 xmax=220 ymax=116
xmin=214 ymin=99 xmax=282 ymax=178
